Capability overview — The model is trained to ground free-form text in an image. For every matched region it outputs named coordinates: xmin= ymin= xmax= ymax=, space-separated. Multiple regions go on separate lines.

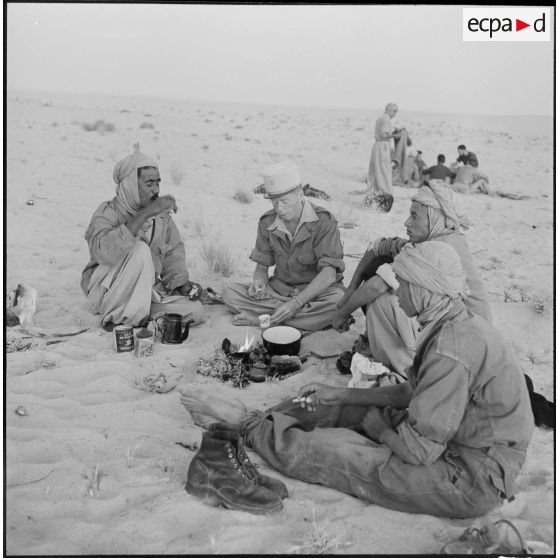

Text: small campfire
xmin=195 ymin=336 xmax=307 ymax=388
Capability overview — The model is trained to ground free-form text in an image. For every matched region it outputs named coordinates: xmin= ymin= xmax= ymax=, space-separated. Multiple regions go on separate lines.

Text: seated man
xmin=332 ymin=181 xmax=491 ymax=377
xmin=222 ymin=160 xmax=345 ymax=331
xmin=423 ymin=154 xmax=456 ymax=184
xmin=414 ymin=150 xmax=427 ymax=181
xmin=81 ymin=145 xmax=204 ymax=331
xmin=454 ymin=144 xmax=479 ymax=168
xmin=451 ymin=162 xmax=491 ymax=195
xmin=181 ymin=241 xmax=533 ymax=518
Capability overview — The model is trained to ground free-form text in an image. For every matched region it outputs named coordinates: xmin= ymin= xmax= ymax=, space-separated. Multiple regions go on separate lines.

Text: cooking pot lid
xmin=262 ymin=326 xmax=301 ymax=344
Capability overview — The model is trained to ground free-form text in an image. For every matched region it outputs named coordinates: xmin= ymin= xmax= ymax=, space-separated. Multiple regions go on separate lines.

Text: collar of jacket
xmin=267 ymin=200 xmax=318 ymax=242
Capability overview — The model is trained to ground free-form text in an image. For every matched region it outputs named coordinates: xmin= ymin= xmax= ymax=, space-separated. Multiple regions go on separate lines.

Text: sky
xmin=6 ymin=3 xmax=555 ymax=115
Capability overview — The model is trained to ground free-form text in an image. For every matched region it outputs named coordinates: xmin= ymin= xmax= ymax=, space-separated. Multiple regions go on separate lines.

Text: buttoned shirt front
xmin=250 ymin=200 xmax=344 ymax=288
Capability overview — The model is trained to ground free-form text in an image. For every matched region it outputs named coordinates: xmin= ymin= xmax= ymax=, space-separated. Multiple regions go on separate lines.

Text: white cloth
xmin=348 ymin=353 xmax=392 ymax=388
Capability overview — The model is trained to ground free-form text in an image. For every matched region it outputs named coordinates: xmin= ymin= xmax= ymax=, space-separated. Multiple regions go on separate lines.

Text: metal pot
xmin=262 ymin=326 xmax=302 ymax=356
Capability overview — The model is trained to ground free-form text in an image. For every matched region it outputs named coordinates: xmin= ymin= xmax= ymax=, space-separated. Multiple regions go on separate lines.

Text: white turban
xmin=412 ymin=180 xmax=471 ymax=239
xmin=113 ymin=143 xmax=158 ymax=215
xmin=393 ymin=241 xmax=468 ymax=328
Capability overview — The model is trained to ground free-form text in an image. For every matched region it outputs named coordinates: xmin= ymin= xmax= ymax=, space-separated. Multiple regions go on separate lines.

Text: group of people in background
xmin=365 ymin=104 xmax=492 ymax=212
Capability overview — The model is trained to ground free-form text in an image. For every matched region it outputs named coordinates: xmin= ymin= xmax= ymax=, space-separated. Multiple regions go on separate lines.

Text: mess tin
xmin=155 ymin=313 xmax=195 ymax=344
xmin=262 ymin=325 xmax=302 ymax=356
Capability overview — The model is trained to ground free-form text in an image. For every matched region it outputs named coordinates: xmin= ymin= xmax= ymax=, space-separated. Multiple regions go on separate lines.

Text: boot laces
xmin=225 ymin=443 xmax=257 ymax=483
xmin=235 ymin=443 xmax=259 ymax=481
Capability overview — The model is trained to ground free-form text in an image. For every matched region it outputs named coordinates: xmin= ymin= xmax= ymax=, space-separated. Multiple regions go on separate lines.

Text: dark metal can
xmin=114 ymin=325 xmax=134 ymax=353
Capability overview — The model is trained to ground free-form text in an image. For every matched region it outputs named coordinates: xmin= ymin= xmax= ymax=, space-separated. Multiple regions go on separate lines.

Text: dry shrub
xmin=169 ymin=161 xmax=185 ymax=186
xmin=139 ymin=122 xmax=155 ymax=129
xmin=288 ymin=509 xmax=352 ymax=554
xmin=232 ymin=189 xmax=253 ymax=204
xmin=81 ymin=120 xmax=116 ymax=133
xmin=201 ymin=235 xmax=236 ymax=277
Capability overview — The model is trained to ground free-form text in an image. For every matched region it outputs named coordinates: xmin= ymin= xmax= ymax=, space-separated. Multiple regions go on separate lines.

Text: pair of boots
xmin=186 ymin=424 xmax=288 ymax=514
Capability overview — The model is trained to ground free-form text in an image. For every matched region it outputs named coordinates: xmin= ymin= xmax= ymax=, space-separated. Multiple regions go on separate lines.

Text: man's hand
xmin=294 ymin=382 xmax=344 ymax=412
xmin=175 ymin=281 xmax=204 ymax=299
xmin=270 ymin=298 xmax=301 ymax=325
xmin=331 ymin=309 xmax=352 ymax=332
xmin=149 ymin=195 xmax=178 ymax=216
xmin=248 ymin=278 xmax=269 ymax=300
xmin=361 ymin=405 xmax=393 ymax=443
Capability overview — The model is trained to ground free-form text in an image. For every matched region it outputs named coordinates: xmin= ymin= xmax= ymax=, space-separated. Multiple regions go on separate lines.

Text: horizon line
xmin=7 ymin=87 xmax=554 ymax=119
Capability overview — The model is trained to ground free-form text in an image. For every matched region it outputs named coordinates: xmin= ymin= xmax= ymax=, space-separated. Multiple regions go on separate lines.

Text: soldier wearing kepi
xmin=222 ymin=160 xmax=345 ymax=332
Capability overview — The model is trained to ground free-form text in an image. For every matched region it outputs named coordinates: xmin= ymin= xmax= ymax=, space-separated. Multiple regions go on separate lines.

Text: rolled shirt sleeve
xmin=395 ymin=348 xmax=470 ymax=465
xmin=249 ymin=219 xmax=275 ymax=268
xmin=376 ymin=263 xmax=399 ymax=291
xmin=367 ymin=236 xmax=409 ymax=259
xmin=313 ymin=214 xmax=344 ymax=274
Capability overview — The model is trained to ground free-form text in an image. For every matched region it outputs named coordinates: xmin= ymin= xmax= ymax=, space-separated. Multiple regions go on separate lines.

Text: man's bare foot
xmin=179 ymin=385 xmax=248 ymax=428
xmin=232 ymin=312 xmax=260 ymax=326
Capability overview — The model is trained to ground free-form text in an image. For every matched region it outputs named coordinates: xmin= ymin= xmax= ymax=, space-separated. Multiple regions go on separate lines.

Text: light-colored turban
xmin=113 ymin=143 xmax=158 ymax=215
xmin=412 ymin=180 xmax=471 ymax=239
xmin=385 ymin=102 xmax=398 ymax=112
xmin=392 ymin=241 xmax=468 ymax=328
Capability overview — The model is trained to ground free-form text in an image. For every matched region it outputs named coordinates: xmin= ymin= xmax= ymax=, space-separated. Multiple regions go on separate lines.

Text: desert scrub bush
xmin=201 ymin=235 xmax=236 ymax=277
xmin=232 ymin=189 xmax=253 ymax=204
xmin=81 ymin=120 xmax=116 ymax=133
xmin=139 ymin=122 xmax=155 ymax=129
xmin=288 ymin=508 xmax=352 ymax=554
xmin=169 ymin=161 xmax=185 ymax=186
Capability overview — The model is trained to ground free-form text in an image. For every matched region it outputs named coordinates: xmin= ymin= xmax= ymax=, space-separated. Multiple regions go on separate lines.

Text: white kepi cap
xmin=262 ymin=160 xmax=302 ymax=199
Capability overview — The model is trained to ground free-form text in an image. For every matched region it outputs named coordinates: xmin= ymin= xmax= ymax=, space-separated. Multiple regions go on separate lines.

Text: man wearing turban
xmin=81 ymin=145 xmax=202 ymax=330
xmin=180 ymin=241 xmax=533 ymax=518
xmin=332 ymin=180 xmax=491 ymax=378
xmin=364 ymin=102 xmax=399 ymax=213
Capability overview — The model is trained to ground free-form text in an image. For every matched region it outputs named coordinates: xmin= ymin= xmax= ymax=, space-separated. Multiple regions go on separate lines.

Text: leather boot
xmin=209 ymin=426 xmax=289 ymax=500
xmin=185 ymin=430 xmax=283 ymax=514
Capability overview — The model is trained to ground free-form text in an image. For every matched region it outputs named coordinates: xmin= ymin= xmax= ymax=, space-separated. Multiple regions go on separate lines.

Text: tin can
xmin=114 ymin=325 xmax=134 ymax=353
xmin=134 ymin=328 xmax=154 ymax=358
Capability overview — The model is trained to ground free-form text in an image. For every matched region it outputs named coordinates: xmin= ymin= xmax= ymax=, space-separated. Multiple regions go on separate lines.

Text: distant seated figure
xmin=81 ymin=145 xmax=204 ymax=331
xmin=222 ymin=160 xmax=345 ymax=331
xmin=451 ymin=162 xmax=491 ymax=195
xmin=414 ymin=150 xmax=427 ymax=180
xmin=423 ymin=154 xmax=456 ymax=184
xmin=454 ymin=144 xmax=479 ymax=168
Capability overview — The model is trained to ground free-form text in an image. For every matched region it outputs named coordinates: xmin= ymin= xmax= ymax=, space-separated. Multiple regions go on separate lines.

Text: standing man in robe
xmin=365 ymin=102 xmax=399 ymax=212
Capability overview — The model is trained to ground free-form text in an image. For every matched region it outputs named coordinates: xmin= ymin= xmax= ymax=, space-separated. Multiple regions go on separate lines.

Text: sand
xmin=5 ymin=90 xmax=554 ymax=554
